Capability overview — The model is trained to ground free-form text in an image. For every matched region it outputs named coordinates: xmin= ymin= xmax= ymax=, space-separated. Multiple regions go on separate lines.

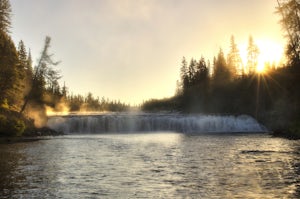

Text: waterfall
xmin=47 ymin=113 xmax=268 ymax=134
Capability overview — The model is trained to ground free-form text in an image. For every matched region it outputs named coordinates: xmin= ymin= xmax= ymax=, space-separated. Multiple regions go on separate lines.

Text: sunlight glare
xmin=256 ymin=39 xmax=284 ymax=72
xmin=238 ymin=39 xmax=285 ymax=74
xmin=256 ymin=63 xmax=266 ymax=73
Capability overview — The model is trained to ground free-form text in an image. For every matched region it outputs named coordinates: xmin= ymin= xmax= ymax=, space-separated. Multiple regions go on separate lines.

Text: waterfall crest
xmin=47 ymin=113 xmax=268 ymax=134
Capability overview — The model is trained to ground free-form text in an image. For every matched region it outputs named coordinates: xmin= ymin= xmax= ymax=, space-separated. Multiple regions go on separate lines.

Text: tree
xmin=227 ymin=35 xmax=243 ymax=76
xmin=213 ymin=48 xmax=230 ymax=85
xmin=17 ymin=41 xmax=31 ymax=84
xmin=0 ymin=0 xmax=18 ymax=108
xmin=0 ymin=0 xmax=11 ymax=33
xmin=195 ymin=56 xmax=209 ymax=84
xmin=276 ymin=0 xmax=300 ymax=65
xmin=25 ymin=49 xmax=33 ymax=89
xmin=37 ymin=37 xmax=61 ymax=90
xmin=61 ymin=82 xmax=68 ymax=97
xmin=247 ymin=35 xmax=259 ymax=74
xmin=188 ymin=58 xmax=196 ymax=83
xmin=0 ymin=31 xmax=19 ymax=109
xmin=15 ymin=40 xmax=29 ymax=105
xmin=20 ymin=36 xmax=61 ymax=113
xmin=179 ymin=56 xmax=189 ymax=93
xmin=18 ymin=40 xmax=27 ymax=66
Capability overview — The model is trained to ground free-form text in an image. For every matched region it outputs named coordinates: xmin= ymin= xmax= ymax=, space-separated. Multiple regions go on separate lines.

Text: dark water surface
xmin=1 ymin=133 xmax=300 ymax=198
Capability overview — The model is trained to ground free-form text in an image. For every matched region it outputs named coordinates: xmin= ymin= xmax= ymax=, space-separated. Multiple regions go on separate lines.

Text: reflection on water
xmin=0 ymin=133 xmax=300 ymax=198
xmin=0 ymin=144 xmax=26 ymax=197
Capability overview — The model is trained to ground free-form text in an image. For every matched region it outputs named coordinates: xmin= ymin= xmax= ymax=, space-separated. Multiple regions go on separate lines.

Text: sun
xmin=256 ymin=62 xmax=266 ymax=73
xmin=238 ymin=39 xmax=285 ymax=74
xmin=256 ymin=39 xmax=284 ymax=72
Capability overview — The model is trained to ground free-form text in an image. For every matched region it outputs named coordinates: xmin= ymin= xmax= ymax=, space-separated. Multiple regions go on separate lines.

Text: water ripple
xmin=0 ymin=133 xmax=299 ymax=198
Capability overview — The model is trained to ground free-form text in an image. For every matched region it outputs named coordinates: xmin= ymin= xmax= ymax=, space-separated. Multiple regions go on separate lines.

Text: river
xmin=1 ymin=133 xmax=300 ymax=198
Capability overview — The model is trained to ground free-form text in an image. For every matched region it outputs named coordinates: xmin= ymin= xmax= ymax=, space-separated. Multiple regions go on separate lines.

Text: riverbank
xmin=0 ymin=136 xmax=48 ymax=144
xmin=265 ymin=118 xmax=300 ymax=140
xmin=23 ymin=126 xmax=64 ymax=137
xmin=271 ymin=130 xmax=300 ymax=140
xmin=0 ymin=126 xmax=63 ymax=144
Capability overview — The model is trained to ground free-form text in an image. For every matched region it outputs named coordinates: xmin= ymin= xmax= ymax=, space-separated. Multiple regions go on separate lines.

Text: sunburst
xmin=238 ymin=39 xmax=285 ymax=74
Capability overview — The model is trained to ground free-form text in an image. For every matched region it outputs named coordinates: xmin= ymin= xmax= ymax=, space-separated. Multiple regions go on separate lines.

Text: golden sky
xmin=10 ymin=0 xmax=286 ymax=105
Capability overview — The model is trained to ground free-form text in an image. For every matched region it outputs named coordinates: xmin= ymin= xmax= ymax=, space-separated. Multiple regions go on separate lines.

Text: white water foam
xmin=47 ymin=113 xmax=268 ymax=134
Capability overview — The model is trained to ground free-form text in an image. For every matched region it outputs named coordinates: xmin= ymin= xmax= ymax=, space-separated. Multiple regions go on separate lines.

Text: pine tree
xmin=0 ymin=0 xmax=18 ymax=108
xmin=179 ymin=56 xmax=189 ymax=93
xmin=0 ymin=30 xmax=19 ymax=109
xmin=0 ymin=0 xmax=11 ymax=34
xmin=188 ymin=58 xmax=197 ymax=85
xmin=227 ymin=35 xmax=243 ymax=76
xmin=195 ymin=56 xmax=209 ymax=84
xmin=276 ymin=0 xmax=300 ymax=64
xmin=213 ymin=48 xmax=230 ymax=86
xmin=247 ymin=35 xmax=259 ymax=74
xmin=15 ymin=40 xmax=29 ymax=107
xmin=20 ymin=36 xmax=61 ymax=113
xmin=26 ymin=49 xmax=33 ymax=80
xmin=195 ymin=57 xmax=210 ymax=99
xmin=23 ymin=49 xmax=33 ymax=95
xmin=18 ymin=41 xmax=27 ymax=67
xmin=61 ymin=82 xmax=68 ymax=97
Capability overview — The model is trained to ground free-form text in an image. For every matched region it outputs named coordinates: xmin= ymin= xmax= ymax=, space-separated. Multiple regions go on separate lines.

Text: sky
xmin=10 ymin=0 xmax=286 ymax=105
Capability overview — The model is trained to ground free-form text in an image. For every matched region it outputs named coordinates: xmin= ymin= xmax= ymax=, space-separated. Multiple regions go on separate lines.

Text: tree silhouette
xmin=247 ymin=35 xmax=259 ymax=74
xmin=179 ymin=56 xmax=189 ymax=93
xmin=227 ymin=35 xmax=243 ymax=76
xmin=20 ymin=36 xmax=61 ymax=113
xmin=213 ymin=48 xmax=231 ymax=85
xmin=276 ymin=0 xmax=300 ymax=65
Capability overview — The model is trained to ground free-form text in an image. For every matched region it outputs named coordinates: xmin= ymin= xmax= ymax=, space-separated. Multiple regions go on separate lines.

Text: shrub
xmin=0 ymin=112 xmax=26 ymax=136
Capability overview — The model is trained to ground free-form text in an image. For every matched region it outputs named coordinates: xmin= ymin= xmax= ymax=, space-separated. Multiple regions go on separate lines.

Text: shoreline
xmin=0 ymin=136 xmax=50 ymax=144
xmin=271 ymin=131 xmax=300 ymax=140
xmin=0 ymin=127 xmax=64 ymax=144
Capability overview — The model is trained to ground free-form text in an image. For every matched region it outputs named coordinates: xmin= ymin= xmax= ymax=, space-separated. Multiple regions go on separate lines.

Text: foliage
xmin=0 ymin=0 xmax=11 ymax=33
xmin=67 ymin=93 xmax=130 ymax=112
xmin=213 ymin=48 xmax=232 ymax=86
xmin=20 ymin=36 xmax=61 ymax=113
xmin=276 ymin=0 xmax=300 ymax=65
xmin=0 ymin=30 xmax=20 ymax=109
xmin=18 ymin=40 xmax=32 ymax=98
xmin=247 ymin=35 xmax=260 ymax=74
xmin=142 ymin=97 xmax=180 ymax=112
xmin=228 ymin=35 xmax=243 ymax=76
xmin=0 ymin=99 xmax=9 ymax=110
xmin=0 ymin=109 xmax=27 ymax=136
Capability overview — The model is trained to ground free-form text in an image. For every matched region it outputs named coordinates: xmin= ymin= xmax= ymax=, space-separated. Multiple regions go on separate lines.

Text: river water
xmin=1 ymin=133 xmax=300 ymax=198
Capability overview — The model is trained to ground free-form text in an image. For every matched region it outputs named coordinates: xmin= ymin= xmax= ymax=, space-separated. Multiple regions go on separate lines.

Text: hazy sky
xmin=10 ymin=0 xmax=286 ymax=105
